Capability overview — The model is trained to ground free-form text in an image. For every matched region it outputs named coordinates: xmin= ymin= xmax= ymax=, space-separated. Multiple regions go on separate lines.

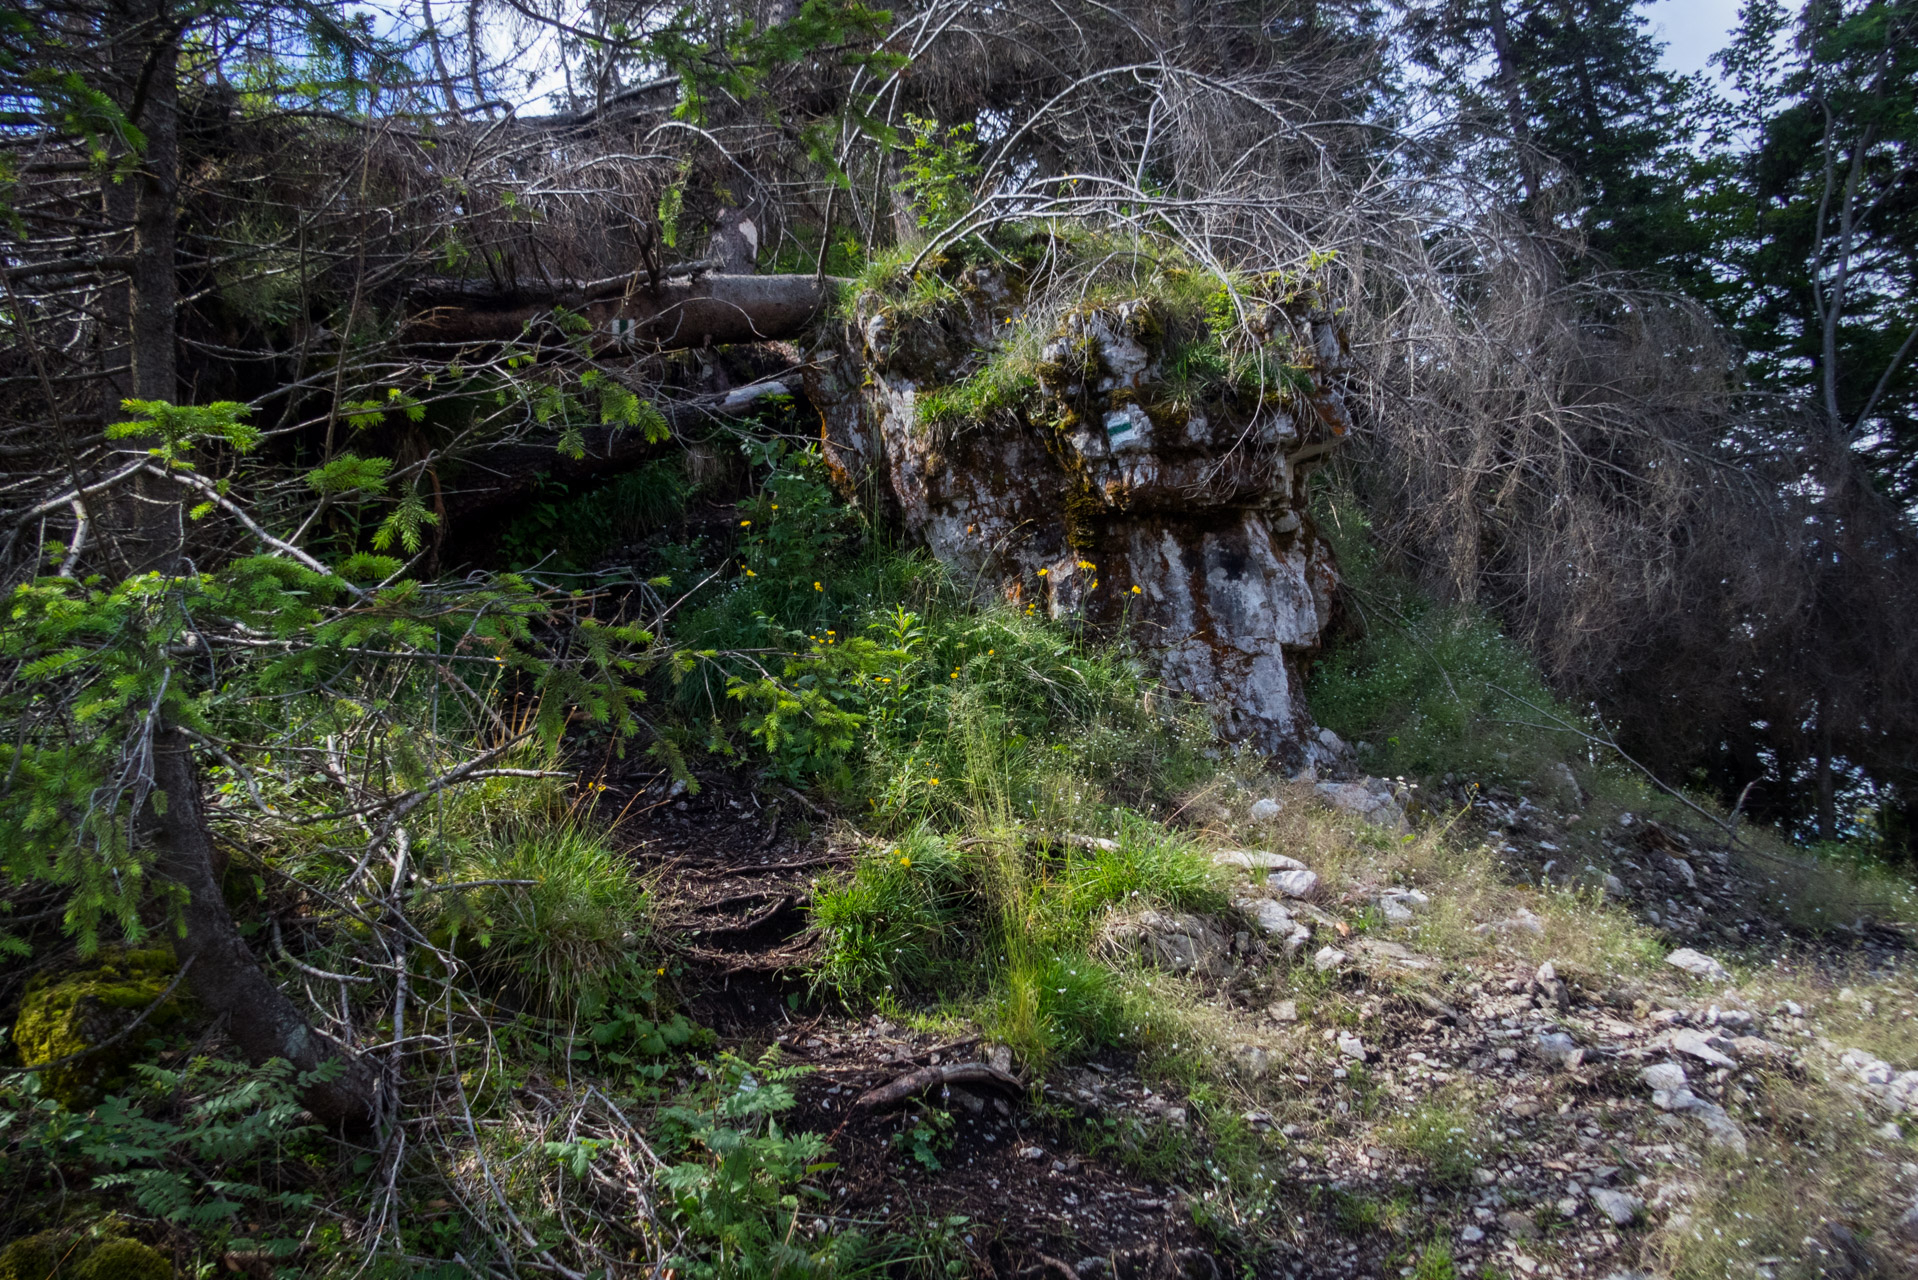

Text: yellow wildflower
xmin=814 ymin=581 xmax=823 ymax=591
xmin=1130 ymin=584 xmax=1142 ymax=595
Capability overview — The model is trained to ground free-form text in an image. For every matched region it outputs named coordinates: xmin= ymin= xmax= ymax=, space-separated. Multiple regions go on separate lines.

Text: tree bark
xmin=102 ymin=0 xmax=381 ymax=1129
xmin=405 ymin=272 xmax=838 ymax=348
xmin=148 ymin=727 xmax=379 ymax=1128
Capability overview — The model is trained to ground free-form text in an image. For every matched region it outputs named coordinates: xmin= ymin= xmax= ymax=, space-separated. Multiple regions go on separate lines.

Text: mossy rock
xmin=0 ymin=1233 xmax=170 ymax=1280
xmin=72 ymin=1239 xmax=170 ymax=1280
xmin=10 ymin=948 xmax=193 ymax=1107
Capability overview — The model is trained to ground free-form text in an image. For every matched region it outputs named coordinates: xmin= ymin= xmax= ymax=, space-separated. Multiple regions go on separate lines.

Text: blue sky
xmin=1648 ymin=0 xmax=1748 ymax=76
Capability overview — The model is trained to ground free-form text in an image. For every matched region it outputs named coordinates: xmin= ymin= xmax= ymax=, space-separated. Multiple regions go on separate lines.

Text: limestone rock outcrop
xmin=809 ymin=256 xmax=1354 ymax=765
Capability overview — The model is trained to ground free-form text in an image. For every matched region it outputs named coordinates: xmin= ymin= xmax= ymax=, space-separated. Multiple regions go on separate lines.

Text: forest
xmin=2 ymin=0 xmax=1917 ymax=1277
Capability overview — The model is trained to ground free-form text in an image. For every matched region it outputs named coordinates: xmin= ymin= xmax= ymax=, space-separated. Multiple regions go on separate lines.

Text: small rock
xmin=1232 ymin=1044 xmax=1272 ymax=1076
xmin=1475 ymin=907 xmax=1545 ymax=936
xmin=1498 ymin=1210 xmax=1539 ymax=1240
xmin=1460 ymin=1225 xmax=1485 ymax=1243
xmin=1686 ymin=1099 xmax=1749 ymax=1154
xmin=1669 ymin=1028 xmax=1737 ymax=1069
xmin=1269 ymin=999 xmax=1300 ymax=1022
xmin=1896 ymin=1195 xmax=1918 ymax=1242
xmin=1236 ymin=897 xmax=1311 ymax=956
xmin=1248 ymin=797 xmax=1283 ymax=822
xmin=1215 ymin=849 xmax=1308 ymax=872
xmin=1380 ymin=896 xmax=1415 ymax=923
xmin=1602 ymin=873 xmax=1627 ymax=898
xmin=1313 ymin=946 xmax=1347 ymax=972
xmin=1640 ymin=1061 xmax=1689 ymax=1092
xmin=1876 ymin=1121 xmax=1904 ymax=1141
xmin=1534 ymin=1031 xmax=1584 ymax=1069
xmin=1337 ymin=1032 xmax=1366 ymax=1060
xmin=1727 ymin=1036 xmax=1779 ymax=1062
xmin=1664 ymin=948 xmax=1730 ymax=983
xmin=1589 ymin=1188 xmax=1641 ymax=1226
xmin=1315 ymin=779 xmax=1410 ymax=831
xmin=1020 ymin=1146 xmax=1046 ymax=1160
xmin=1268 ymin=869 xmax=1321 ymax=899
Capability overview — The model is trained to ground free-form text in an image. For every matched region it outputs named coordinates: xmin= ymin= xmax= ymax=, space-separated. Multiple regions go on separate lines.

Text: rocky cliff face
xmin=808 ymin=257 xmax=1355 ymax=768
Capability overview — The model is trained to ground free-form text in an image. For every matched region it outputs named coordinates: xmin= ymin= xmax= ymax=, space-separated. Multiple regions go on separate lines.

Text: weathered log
xmin=852 ymin=1061 xmax=1025 ymax=1112
xmin=406 ymin=273 xmax=840 ymax=348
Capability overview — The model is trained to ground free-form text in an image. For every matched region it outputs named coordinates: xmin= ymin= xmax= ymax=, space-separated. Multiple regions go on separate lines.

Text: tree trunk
xmin=1816 ymin=697 xmax=1837 ymax=842
xmin=1484 ymin=0 xmax=1542 ymax=210
xmin=104 ymin=0 xmax=381 ymax=1129
xmin=405 ymin=272 xmax=838 ymax=348
xmin=148 ymin=727 xmax=379 ymax=1128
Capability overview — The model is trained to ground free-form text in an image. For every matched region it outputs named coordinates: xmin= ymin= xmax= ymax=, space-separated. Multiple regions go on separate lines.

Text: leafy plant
xmin=0 ymin=1057 xmax=328 ymax=1239
xmin=890 ymin=1105 xmax=954 ymax=1171
xmin=896 ymin=115 xmax=980 ymax=231
xmin=656 ymin=1049 xmax=853 ymax=1279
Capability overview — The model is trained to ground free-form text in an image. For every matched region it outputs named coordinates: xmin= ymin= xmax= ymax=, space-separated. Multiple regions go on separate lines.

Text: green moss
xmin=0 ymin=1233 xmax=66 ymax=1280
xmin=10 ymin=948 xmax=192 ymax=1107
xmin=71 ymin=1241 xmax=169 ymax=1280
xmin=0 ymin=1233 xmax=168 ymax=1280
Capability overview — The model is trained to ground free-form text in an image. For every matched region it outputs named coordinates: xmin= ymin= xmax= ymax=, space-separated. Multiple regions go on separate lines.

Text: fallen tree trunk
xmin=406 ymin=272 xmax=839 ymax=348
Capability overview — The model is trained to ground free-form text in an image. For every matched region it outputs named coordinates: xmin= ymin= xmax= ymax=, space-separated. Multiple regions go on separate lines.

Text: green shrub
xmin=808 ymin=831 xmax=972 ymax=1004
xmin=439 ymin=824 xmax=649 ymax=1017
xmin=1308 ymin=487 xmax=1583 ymax=785
xmin=495 ymin=457 xmax=692 ymax=572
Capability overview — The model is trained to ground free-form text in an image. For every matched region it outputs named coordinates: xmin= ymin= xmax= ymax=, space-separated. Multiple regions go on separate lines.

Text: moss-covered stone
xmin=0 ymin=1233 xmax=171 ymax=1280
xmin=10 ymin=948 xmax=192 ymax=1107
xmin=0 ymin=1232 xmax=65 ymax=1280
xmin=71 ymin=1239 xmax=170 ymax=1280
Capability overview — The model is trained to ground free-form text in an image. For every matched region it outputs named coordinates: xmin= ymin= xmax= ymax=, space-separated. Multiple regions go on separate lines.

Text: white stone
xmin=1313 ymin=946 xmax=1347 ymax=972
xmin=1640 ymin=1062 xmax=1689 ymax=1092
xmin=1664 ymin=948 xmax=1730 ymax=982
xmin=1269 ymin=999 xmax=1299 ymax=1022
xmin=1215 ymin=848 xmax=1308 ymax=872
xmin=1268 ymin=868 xmax=1320 ymax=899
xmin=1669 ymin=1029 xmax=1737 ymax=1069
xmin=1589 ymin=1188 xmax=1641 ymax=1226
xmin=1460 ymin=1226 xmax=1485 ymax=1243
xmin=1316 ymin=780 xmax=1409 ymax=831
xmin=1248 ymin=797 xmax=1284 ymax=822
xmin=1236 ymin=897 xmax=1311 ymax=956
xmin=1337 ymin=1032 xmax=1366 ymax=1060
xmin=1685 ymin=1099 xmax=1748 ymax=1154
xmin=1534 ymin=1032 xmax=1583 ymax=1069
